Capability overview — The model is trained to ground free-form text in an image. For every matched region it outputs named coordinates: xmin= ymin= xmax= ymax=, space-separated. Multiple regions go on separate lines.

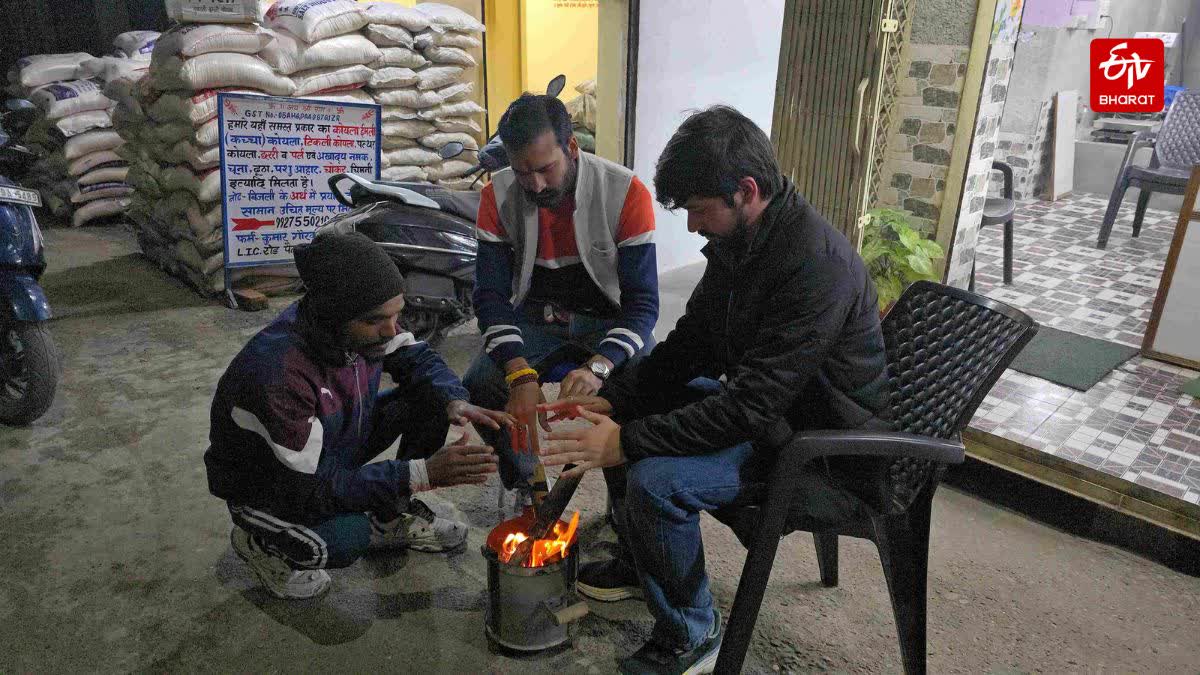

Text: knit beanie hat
xmin=293 ymin=232 xmax=405 ymax=328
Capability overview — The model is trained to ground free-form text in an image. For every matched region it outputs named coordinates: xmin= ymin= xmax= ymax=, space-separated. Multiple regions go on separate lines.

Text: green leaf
xmin=906 ymin=254 xmax=933 ymax=276
xmin=898 ymin=227 xmax=921 ymax=251
xmin=916 ymin=239 xmax=944 ymax=258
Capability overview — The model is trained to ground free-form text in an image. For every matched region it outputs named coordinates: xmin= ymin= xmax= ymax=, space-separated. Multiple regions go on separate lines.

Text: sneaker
xmin=230 ymin=527 xmax=330 ymax=600
xmin=370 ymin=498 xmax=467 ymax=553
xmin=617 ymin=609 xmax=723 ymax=675
xmin=577 ymin=557 xmax=643 ymax=602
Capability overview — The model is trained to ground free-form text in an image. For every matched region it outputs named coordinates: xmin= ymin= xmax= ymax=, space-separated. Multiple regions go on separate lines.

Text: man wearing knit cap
xmin=205 ymin=231 xmax=512 ymax=600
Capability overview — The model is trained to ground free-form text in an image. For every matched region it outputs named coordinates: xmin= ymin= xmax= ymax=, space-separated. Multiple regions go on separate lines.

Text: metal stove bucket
xmin=482 ymin=543 xmax=588 ymax=652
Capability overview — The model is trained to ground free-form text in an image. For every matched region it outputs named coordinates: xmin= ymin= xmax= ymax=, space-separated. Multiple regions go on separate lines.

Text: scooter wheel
xmin=0 ymin=321 xmax=59 ymax=426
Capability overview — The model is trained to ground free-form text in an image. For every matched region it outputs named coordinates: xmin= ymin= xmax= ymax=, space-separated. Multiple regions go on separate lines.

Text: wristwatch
xmin=589 ymin=360 xmax=611 ymax=380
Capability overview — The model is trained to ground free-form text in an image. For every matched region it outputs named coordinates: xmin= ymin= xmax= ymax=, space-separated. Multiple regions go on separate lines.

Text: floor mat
xmin=1009 ymin=326 xmax=1140 ymax=391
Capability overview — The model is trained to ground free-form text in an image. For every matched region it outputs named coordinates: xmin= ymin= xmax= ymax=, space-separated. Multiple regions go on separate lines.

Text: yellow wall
xmin=485 ymin=0 xmax=523 ymax=135
xmin=519 ymin=0 xmax=598 ymax=100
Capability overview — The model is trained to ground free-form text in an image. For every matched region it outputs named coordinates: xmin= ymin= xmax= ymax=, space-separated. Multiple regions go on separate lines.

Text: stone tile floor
xmin=971 ymin=193 xmax=1200 ymax=506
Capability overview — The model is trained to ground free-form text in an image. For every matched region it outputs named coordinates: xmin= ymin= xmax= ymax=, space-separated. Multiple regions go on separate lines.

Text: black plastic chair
xmin=1097 ymin=91 xmax=1200 ymax=249
xmin=713 ymin=281 xmax=1038 ymax=675
xmin=971 ymin=161 xmax=1015 ymax=289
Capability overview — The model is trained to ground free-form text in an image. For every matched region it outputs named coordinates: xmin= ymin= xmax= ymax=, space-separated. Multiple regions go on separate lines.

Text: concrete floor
xmin=2 ymin=227 xmax=1198 ymax=673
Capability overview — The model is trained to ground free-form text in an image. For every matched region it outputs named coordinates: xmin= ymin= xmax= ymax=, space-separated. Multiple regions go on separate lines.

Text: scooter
xmin=322 ymin=76 xmax=568 ymax=345
xmin=0 ymin=99 xmax=58 ymax=425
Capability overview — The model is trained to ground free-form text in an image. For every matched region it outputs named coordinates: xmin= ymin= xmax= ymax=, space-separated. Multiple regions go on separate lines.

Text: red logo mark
xmin=231 ymin=218 xmax=275 ymax=231
xmin=1091 ymin=38 xmax=1164 ymax=113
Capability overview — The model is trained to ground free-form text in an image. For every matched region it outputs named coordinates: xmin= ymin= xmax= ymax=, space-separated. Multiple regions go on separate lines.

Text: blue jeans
xmin=463 ymin=309 xmax=655 ymax=488
xmin=607 ymin=378 xmax=868 ymax=650
xmin=229 ymin=386 xmax=450 ymax=570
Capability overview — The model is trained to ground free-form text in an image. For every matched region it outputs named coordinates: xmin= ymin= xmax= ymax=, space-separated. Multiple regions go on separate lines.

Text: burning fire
xmin=500 ymin=511 xmax=580 ymax=568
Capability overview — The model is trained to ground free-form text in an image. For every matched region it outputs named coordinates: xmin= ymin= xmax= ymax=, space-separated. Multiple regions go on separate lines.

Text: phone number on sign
xmin=275 ymin=215 xmax=330 ymax=229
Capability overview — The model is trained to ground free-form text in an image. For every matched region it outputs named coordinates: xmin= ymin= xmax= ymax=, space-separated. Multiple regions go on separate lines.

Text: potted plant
xmin=860 ymin=208 xmax=945 ymax=315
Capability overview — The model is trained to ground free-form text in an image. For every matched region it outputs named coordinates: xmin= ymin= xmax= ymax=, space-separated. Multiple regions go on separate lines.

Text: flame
xmin=500 ymin=511 xmax=580 ymax=568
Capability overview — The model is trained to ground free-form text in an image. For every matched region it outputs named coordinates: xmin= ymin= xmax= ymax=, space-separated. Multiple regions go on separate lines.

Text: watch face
xmin=590 ymin=362 xmax=610 ymax=379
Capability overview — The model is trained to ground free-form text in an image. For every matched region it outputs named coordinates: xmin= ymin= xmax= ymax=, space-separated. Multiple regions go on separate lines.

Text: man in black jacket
xmin=540 ymin=106 xmax=889 ymax=674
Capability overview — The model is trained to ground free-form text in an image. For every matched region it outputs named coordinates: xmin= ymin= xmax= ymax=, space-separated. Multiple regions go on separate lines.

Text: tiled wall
xmin=876 ymin=43 xmax=971 ymax=232
xmin=945 ymin=1 xmax=1024 ymax=289
xmin=993 ymin=97 xmax=1052 ymax=201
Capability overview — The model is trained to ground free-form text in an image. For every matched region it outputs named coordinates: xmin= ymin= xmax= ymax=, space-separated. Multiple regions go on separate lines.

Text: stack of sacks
xmin=263 ymin=0 xmax=379 ymax=100
xmin=362 ymin=2 xmax=484 ymax=186
xmin=129 ymin=1 xmax=300 ymax=296
xmin=566 ymin=78 xmax=597 ymax=152
xmin=6 ymin=54 xmax=87 ymax=222
xmin=23 ymin=73 xmax=129 ymax=226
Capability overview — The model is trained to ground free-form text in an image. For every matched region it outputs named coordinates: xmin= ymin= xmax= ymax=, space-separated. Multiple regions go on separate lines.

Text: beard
xmin=526 ymin=158 xmax=577 ymax=208
xmin=706 ymin=205 xmax=752 ymax=248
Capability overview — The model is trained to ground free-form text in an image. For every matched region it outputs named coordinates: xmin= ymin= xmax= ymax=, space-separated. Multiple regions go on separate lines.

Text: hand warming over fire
xmin=425 ymin=433 xmax=498 ymax=487
xmin=537 ymin=396 xmax=614 ymax=423
xmin=541 ymin=408 xmax=624 ymax=479
xmin=445 ymin=399 xmax=516 ymax=431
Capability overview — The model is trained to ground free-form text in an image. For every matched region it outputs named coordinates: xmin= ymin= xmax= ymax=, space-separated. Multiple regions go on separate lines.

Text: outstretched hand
xmin=541 ymin=408 xmax=624 ymax=480
xmin=446 ymin=400 xmax=516 ymax=431
xmin=537 ymin=396 xmax=614 ymax=423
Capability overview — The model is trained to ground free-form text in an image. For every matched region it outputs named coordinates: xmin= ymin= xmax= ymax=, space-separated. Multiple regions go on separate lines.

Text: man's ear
xmin=567 ymin=134 xmax=580 ymax=160
xmin=738 ymin=176 xmax=760 ymax=204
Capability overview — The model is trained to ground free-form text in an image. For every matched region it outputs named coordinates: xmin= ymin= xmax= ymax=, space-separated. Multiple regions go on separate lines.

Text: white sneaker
xmin=230 ymin=527 xmax=331 ymax=600
xmin=370 ymin=498 xmax=468 ymax=553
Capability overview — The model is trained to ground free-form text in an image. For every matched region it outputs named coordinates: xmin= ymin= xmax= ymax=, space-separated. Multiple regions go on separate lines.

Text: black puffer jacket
xmin=601 ymin=180 xmax=889 ymax=461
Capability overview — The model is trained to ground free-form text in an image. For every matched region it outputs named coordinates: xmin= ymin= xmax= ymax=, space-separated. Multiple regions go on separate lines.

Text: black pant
xmin=231 ymin=387 xmax=451 ymax=569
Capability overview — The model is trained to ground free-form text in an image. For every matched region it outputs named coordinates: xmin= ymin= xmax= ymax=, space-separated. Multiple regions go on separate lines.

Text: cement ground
xmin=1 ymin=227 xmax=1197 ymax=673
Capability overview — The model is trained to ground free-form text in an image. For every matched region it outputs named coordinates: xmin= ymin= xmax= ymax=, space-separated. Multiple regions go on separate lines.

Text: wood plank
xmin=1143 ymin=165 xmax=1200 ymax=366
xmin=1050 ymin=90 xmax=1078 ymax=200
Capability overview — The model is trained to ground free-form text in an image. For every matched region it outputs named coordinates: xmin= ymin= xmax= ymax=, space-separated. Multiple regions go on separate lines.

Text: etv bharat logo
xmin=1091 ymin=38 xmax=1165 ymax=113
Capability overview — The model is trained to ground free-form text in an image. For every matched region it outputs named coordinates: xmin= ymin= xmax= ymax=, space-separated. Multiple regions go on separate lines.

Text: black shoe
xmin=618 ymin=609 xmax=723 ymax=675
xmin=576 ymin=557 xmax=643 ymax=602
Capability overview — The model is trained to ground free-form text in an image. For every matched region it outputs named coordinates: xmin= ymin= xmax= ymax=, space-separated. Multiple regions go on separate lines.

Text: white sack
xmin=56 ymin=109 xmax=113 ymax=136
xmin=382 ymin=146 xmax=441 ymax=166
xmin=64 ymin=130 xmax=124 ymax=160
xmin=71 ymin=182 xmax=134 ymax=204
xmin=114 ymin=31 xmax=160 ymax=59
xmin=418 ymin=99 xmax=485 ymax=120
xmin=152 ymin=54 xmax=294 ymax=96
xmin=299 ymin=89 xmax=374 ymax=105
xmin=9 ymin=53 xmax=91 ymax=89
xmin=149 ymin=88 xmax=263 ymax=125
xmin=153 ymin=24 xmax=272 ymax=58
xmin=433 ymin=116 xmax=481 ymax=134
xmin=364 ymin=24 xmax=414 ymax=48
xmin=363 ymin=3 xmax=431 ymax=32
xmin=266 ymin=0 xmax=366 ymax=42
xmin=72 ymin=197 xmax=130 ymax=227
xmin=415 ymin=65 xmax=463 ymax=90
xmin=165 ymin=0 xmax=268 ymax=24
xmin=381 ymin=105 xmax=420 ymax=121
xmin=77 ymin=166 xmax=129 ymax=187
xmin=419 ymin=131 xmax=477 ymax=150
xmin=261 ymin=30 xmax=380 ymax=74
xmin=372 ymin=87 xmax=441 ymax=108
xmin=31 ymin=80 xmax=111 ymax=120
xmin=382 ymin=135 xmax=418 ymax=150
xmin=374 ymin=47 xmax=427 ymax=69
xmin=416 ymin=3 xmax=485 ymax=32
xmin=436 ymin=81 xmax=472 ymax=103
xmin=291 ymin=64 xmax=372 ymax=96
xmin=413 ymin=30 xmax=480 ymax=50
xmin=420 ymin=46 xmax=475 ymax=67
xmin=68 ymin=150 xmax=124 ymax=177
xmin=382 ymin=119 xmax=436 ymax=138
xmin=368 ymin=67 xmax=418 ymax=89
xmin=380 ymin=165 xmax=427 ymax=182
xmin=424 ymin=160 xmax=473 ymax=181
